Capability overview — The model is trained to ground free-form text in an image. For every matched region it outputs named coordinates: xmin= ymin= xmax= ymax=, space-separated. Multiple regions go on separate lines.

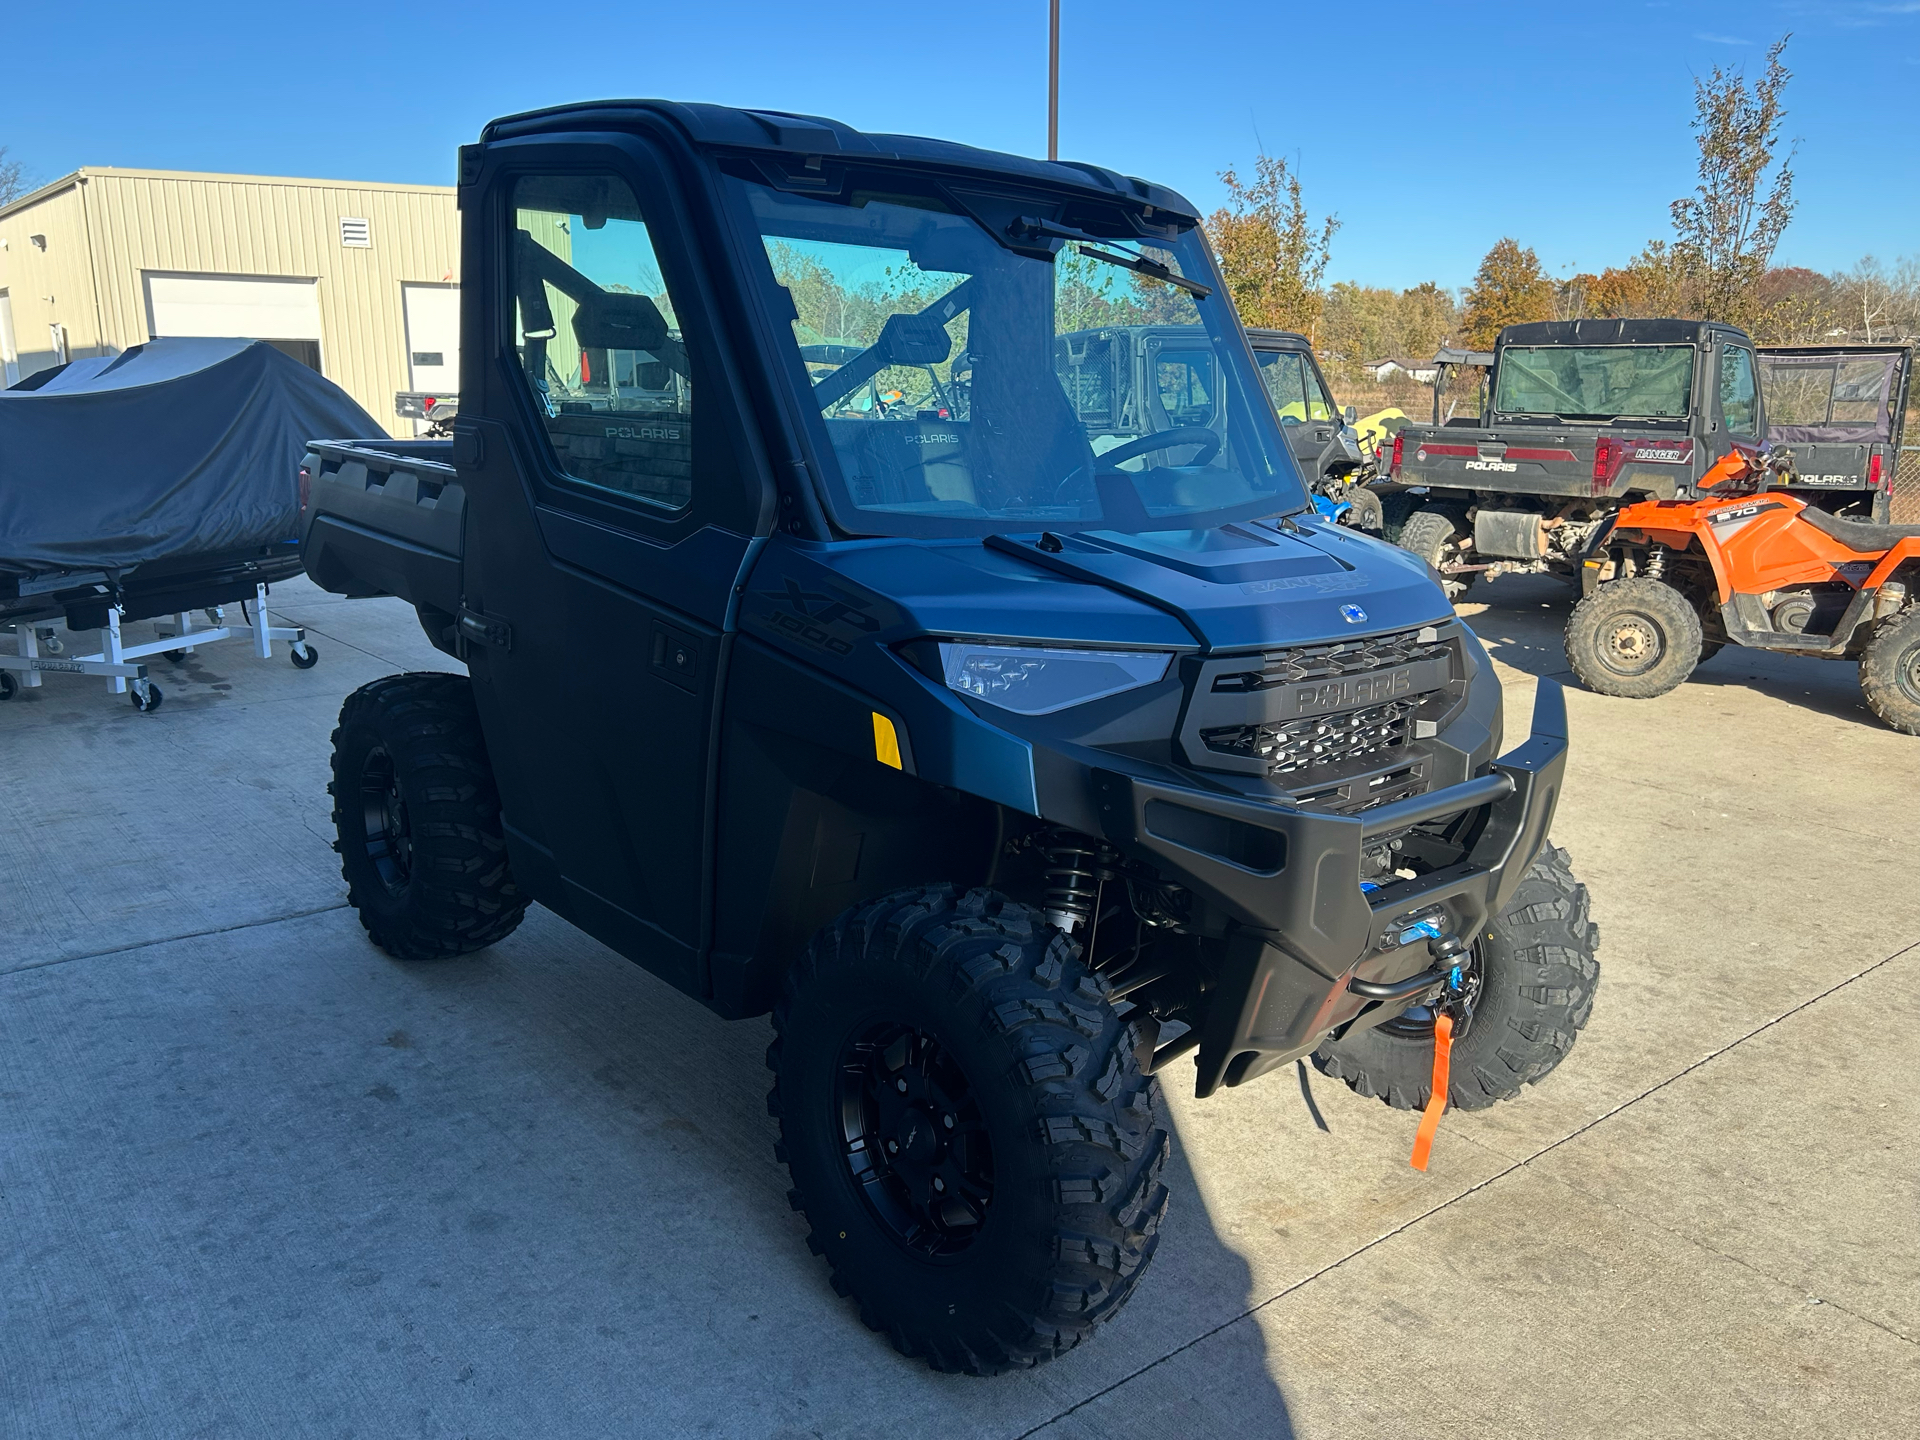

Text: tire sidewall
xmin=1862 ymin=608 xmax=1920 ymax=733
xmin=331 ymin=712 xmax=414 ymax=928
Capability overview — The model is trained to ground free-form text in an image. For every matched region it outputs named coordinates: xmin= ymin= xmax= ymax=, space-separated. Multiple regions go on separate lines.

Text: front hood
xmin=985 ymin=518 xmax=1454 ymax=651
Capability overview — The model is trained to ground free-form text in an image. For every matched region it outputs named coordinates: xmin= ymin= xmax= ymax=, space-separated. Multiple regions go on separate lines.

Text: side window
xmin=509 ymin=173 xmax=694 ymax=513
xmin=1257 ymin=351 xmax=1308 ymax=424
xmin=1302 ymin=362 xmax=1336 ymax=422
xmin=1720 ymin=345 xmax=1758 ymax=435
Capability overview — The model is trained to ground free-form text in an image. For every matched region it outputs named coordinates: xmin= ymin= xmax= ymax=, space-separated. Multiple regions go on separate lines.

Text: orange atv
xmin=1564 ymin=444 xmax=1920 ymax=733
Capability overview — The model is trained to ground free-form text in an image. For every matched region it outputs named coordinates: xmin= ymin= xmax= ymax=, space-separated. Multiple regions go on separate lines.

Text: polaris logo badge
xmin=1464 ymin=459 xmax=1518 ymax=472
xmin=1296 ymin=664 xmax=1412 ymax=713
xmin=605 ymin=425 xmax=682 ymax=441
xmin=1340 ymin=604 xmax=1368 ymax=625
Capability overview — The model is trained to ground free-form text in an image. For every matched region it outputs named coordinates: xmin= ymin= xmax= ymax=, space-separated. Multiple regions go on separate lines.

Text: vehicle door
xmin=1715 ymin=339 xmax=1763 ymax=460
xmin=456 ymin=142 xmax=771 ymax=997
xmin=1253 ymin=347 xmax=1337 ymax=477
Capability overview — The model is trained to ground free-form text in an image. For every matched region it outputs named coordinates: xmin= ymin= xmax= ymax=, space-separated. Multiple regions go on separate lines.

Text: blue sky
xmin=5 ymin=1 xmax=1915 ymax=292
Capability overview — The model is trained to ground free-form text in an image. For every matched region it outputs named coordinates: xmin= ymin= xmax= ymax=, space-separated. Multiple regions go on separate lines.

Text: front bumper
xmin=1089 ymin=677 xmax=1570 ymax=1096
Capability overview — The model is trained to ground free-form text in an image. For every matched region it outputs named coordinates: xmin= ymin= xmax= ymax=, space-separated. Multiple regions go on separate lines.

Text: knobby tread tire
xmin=1312 ymin=844 xmax=1600 ymax=1112
xmin=768 ymin=885 xmax=1168 ymax=1375
xmin=328 ymin=671 xmax=527 ymax=959
xmin=1397 ymin=506 xmax=1476 ymax=602
xmin=1564 ymin=577 xmax=1702 ymax=699
xmin=1860 ymin=606 xmax=1920 ymax=735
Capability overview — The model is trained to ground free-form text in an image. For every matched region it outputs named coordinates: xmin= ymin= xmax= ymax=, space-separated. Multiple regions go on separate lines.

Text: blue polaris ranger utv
xmin=299 ymin=101 xmax=1599 ymax=1374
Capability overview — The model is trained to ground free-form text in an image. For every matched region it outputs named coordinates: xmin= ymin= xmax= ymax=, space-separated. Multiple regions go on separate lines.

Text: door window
xmin=1154 ymin=350 xmax=1215 ymax=425
xmin=1720 ymin=345 xmax=1758 ymax=435
xmin=1301 ymin=361 xmax=1336 ymax=422
xmin=1257 ymin=350 xmax=1309 ymax=424
xmin=509 ymin=174 xmax=694 ymax=514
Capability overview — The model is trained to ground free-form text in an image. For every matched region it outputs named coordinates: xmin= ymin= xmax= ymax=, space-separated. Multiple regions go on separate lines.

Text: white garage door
xmin=145 ymin=273 xmax=323 ymax=348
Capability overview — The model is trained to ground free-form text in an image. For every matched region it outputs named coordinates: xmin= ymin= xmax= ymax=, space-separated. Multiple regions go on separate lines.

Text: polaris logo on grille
xmin=1340 ymin=604 xmax=1367 ymax=624
xmin=1295 ymin=666 xmax=1415 ymax=714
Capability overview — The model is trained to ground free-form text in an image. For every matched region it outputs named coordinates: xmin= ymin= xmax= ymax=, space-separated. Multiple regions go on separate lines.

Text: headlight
xmin=939 ymin=642 xmax=1173 ymax=716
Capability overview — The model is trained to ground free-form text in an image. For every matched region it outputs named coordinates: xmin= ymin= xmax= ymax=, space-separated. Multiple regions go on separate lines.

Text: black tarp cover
xmin=0 ymin=338 xmax=380 ymax=581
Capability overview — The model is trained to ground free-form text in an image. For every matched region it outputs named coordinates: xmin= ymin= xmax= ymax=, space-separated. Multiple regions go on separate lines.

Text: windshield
xmin=1494 ymin=345 xmax=1695 ymax=420
xmin=726 ymin=170 xmax=1307 ymax=536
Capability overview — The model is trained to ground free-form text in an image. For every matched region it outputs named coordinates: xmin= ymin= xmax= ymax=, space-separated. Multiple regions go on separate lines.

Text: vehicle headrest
xmin=573 ymin=291 xmax=669 ymax=353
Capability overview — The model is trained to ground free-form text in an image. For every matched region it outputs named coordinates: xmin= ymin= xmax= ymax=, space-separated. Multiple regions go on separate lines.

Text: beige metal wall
xmin=0 ymin=168 xmax=459 ymax=436
xmin=0 ymin=180 xmax=98 ymax=380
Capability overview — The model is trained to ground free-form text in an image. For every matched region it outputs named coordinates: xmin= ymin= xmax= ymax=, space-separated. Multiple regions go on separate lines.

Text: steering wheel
xmin=1097 ymin=426 xmax=1221 ymax=470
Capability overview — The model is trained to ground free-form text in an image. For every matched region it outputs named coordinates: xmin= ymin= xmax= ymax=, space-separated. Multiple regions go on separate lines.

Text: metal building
xmin=0 ymin=167 xmax=458 ymax=436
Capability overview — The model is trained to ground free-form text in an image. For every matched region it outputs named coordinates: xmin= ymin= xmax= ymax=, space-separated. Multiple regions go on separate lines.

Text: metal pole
xmin=1048 ymin=0 xmax=1060 ymax=161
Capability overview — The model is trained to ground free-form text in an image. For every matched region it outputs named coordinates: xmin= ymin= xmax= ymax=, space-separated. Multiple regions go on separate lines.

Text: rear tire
xmin=1313 ymin=844 xmax=1599 ymax=1111
xmin=769 ymin=885 xmax=1168 ymax=1375
xmin=1564 ymin=578 xmax=1702 ymax=698
xmin=329 ymin=671 xmax=526 ymax=958
xmin=1397 ymin=507 xmax=1476 ymax=602
xmin=1860 ymin=607 xmax=1920 ymax=735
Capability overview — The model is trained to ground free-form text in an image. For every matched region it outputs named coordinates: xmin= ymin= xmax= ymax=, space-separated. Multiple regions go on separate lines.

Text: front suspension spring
xmin=1040 ymin=840 xmax=1102 ymax=935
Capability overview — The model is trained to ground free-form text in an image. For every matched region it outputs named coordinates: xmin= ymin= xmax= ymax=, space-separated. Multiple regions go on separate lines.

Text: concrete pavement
xmin=2 ymin=574 xmax=1914 ymax=1438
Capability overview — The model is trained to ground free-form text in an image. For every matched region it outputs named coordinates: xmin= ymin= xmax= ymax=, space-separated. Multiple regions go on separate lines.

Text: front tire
xmin=769 ymin=886 xmax=1169 ymax=1374
xmin=328 ymin=672 xmax=526 ymax=958
xmin=1313 ymin=844 xmax=1599 ymax=1111
xmin=1565 ymin=578 xmax=1702 ymax=698
xmin=1860 ymin=607 xmax=1920 ymax=735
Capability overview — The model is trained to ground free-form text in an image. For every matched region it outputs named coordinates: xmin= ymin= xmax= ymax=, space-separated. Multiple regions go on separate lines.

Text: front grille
xmin=1178 ymin=623 xmax=1462 ymax=812
xmin=1209 ymin=628 xmax=1450 ymax=692
xmin=1200 ymin=696 xmax=1422 ymax=775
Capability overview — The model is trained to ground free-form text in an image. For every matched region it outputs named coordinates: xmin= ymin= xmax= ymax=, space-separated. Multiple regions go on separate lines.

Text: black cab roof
xmin=1243 ymin=329 xmax=1314 ymax=351
xmin=1499 ymin=318 xmax=1749 ymax=348
xmin=479 ymin=99 xmax=1199 ymax=224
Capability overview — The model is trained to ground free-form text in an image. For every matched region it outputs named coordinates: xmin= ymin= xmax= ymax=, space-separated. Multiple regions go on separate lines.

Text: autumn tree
xmin=1461 ymin=238 xmax=1554 ymax=349
xmin=1204 ymin=152 xmax=1339 ymax=340
xmin=0 ymin=147 xmax=30 ymax=207
xmin=1670 ymin=36 xmax=1796 ymax=328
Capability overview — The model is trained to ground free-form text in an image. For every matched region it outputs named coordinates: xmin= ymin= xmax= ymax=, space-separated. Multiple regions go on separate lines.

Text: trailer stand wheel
xmin=129 ymin=679 xmax=163 ymax=712
xmin=290 ymin=641 xmax=320 ymax=669
xmin=0 ymin=671 xmax=16 ymax=702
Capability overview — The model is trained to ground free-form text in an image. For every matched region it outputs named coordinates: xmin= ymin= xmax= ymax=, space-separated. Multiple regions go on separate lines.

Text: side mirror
xmin=1343 ymin=404 xmax=1357 ymax=425
xmin=877 ymin=310 xmax=953 ymax=367
xmin=572 ymin=291 xmax=668 ymax=353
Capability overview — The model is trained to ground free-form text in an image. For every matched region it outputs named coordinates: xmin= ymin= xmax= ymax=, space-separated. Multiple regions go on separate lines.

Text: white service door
xmin=403 ymin=283 xmax=460 ymax=395
xmin=145 ymin=273 xmax=323 ymax=345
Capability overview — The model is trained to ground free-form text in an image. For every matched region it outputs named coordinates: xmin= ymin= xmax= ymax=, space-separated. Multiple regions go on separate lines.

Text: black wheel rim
xmin=835 ymin=1020 xmax=994 ymax=1257
xmin=359 ymin=746 xmax=413 ymax=893
xmin=1599 ymin=611 xmax=1666 ymax=677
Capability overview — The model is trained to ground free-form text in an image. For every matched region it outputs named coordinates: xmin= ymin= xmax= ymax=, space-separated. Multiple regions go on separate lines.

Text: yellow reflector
xmin=871 ymin=712 xmax=903 ymax=770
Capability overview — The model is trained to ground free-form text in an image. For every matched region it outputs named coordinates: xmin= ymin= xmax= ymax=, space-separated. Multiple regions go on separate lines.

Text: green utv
xmin=298 ymin=101 xmax=1600 ymax=1373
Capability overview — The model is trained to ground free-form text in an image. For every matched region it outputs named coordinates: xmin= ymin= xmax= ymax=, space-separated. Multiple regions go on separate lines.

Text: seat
xmin=1793 ymin=503 xmax=1920 ymax=554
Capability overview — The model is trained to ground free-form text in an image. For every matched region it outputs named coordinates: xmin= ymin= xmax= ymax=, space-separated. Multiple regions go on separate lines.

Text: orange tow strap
xmin=1410 ymin=1012 xmax=1454 ymax=1171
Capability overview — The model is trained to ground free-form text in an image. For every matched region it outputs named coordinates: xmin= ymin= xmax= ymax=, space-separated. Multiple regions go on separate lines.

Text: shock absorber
xmin=1040 ymin=837 xmax=1102 ymax=935
xmin=1645 ymin=542 xmax=1670 ymax=581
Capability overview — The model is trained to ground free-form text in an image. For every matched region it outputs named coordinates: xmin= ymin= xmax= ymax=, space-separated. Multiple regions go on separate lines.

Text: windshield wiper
xmin=1073 ymin=244 xmax=1212 ymax=298
xmin=1006 ymin=215 xmax=1212 ymax=298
